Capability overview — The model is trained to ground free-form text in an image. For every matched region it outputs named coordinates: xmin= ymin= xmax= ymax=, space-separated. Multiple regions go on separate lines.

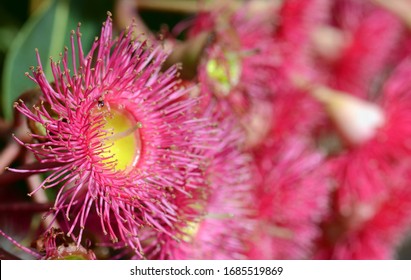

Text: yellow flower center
xmin=99 ymin=106 xmax=142 ymax=172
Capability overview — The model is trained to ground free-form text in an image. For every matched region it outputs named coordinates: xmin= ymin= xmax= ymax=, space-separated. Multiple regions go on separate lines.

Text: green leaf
xmin=2 ymin=0 xmax=112 ymax=120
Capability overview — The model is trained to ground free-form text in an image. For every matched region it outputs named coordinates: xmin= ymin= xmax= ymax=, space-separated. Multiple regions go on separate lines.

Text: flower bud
xmin=312 ymin=86 xmax=385 ymax=146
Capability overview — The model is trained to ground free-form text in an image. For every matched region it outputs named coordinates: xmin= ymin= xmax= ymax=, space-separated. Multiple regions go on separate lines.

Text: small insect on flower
xmin=10 ymin=13 xmax=212 ymax=257
xmin=97 ymin=98 xmax=105 ymax=108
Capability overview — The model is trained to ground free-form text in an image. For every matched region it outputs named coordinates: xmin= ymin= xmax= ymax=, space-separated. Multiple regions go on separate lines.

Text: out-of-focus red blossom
xmin=313 ymin=58 xmax=411 ymax=259
xmin=313 ymin=0 xmax=404 ymax=97
xmin=263 ymin=0 xmax=330 ymax=90
xmin=267 ymin=0 xmax=332 ymax=142
xmin=137 ymin=104 xmax=255 ymax=259
xmin=260 ymin=0 xmax=411 ymax=260
xmin=315 ymin=159 xmax=411 ymax=259
xmin=249 ymin=138 xmax=330 ymax=259
xmin=250 ymin=28 xmax=330 ymax=257
xmin=379 ymin=58 xmax=411 ymax=156
xmin=189 ymin=2 xmax=278 ymax=149
xmin=10 ymin=15 xmax=213 ymax=257
xmin=272 ymin=87 xmax=326 ymax=142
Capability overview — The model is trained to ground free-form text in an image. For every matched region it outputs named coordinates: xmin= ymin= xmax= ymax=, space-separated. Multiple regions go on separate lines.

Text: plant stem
xmin=27 ymin=173 xmax=59 ymax=228
xmin=137 ymin=0 xmax=204 ymax=13
xmin=137 ymin=0 xmax=240 ymax=14
xmin=164 ymin=31 xmax=213 ymax=79
xmin=0 ymin=118 xmax=12 ymax=139
xmin=0 ymin=141 xmax=21 ymax=174
xmin=0 ymin=228 xmax=41 ymax=259
xmin=115 ymin=0 xmax=153 ymax=42
xmin=0 ymin=202 xmax=51 ymax=213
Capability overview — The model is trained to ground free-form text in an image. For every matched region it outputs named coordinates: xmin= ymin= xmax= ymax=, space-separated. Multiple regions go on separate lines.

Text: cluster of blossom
xmin=3 ymin=0 xmax=411 ymax=260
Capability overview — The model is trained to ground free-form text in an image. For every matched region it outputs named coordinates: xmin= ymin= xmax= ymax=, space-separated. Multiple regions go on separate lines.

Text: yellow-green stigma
xmin=100 ymin=106 xmax=142 ymax=172
xmin=206 ymin=52 xmax=241 ymax=96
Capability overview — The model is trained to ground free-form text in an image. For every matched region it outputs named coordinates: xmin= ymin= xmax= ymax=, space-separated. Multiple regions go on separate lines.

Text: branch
xmin=0 ymin=161 xmax=64 ymax=186
xmin=0 ymin=202 xmax=52 ymax=213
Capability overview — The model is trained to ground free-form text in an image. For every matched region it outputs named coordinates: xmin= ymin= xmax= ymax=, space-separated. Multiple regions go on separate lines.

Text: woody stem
xmin=0 ymin=161 xmax=64 ymax=186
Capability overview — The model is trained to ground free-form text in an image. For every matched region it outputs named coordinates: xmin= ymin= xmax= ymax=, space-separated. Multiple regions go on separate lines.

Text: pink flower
xmin=318 ymin=0 xmax=403 ymax=97
xmin=11 ymin=14 xmax=210 ymax=256
xmin=270 ymin=0 xmax=411 ymax=259
xmin=190 ymin=3 xmax=278 ymax=148
xmin=272 ymin=0 xmax=330 ymax=85
xmin=249 ymin=138 xmax=330 ymax=259
xmin=312 ymin=59 xmax=411 ymax=259
xmin=137 ymin=105 xmax=255 ymax=259
xmin=315 ymin=156 xmax=411 ymax=259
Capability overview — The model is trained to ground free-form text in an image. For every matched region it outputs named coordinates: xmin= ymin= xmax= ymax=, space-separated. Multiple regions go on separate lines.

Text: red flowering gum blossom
xmin=313 ymin=58 xmax=411 ymax=259
xmin=315 ymin=157 xmax=411 ymax=259
xmin=138 ymin=105 xmax=255 ymax=260
xmin=321 ymin=0 xmax=403 ymax=98
xmin=11 ymin=14 xmax=211 ymax=257
xmin=189 ymin=2 xmax=278 ymax=149
xmin=249 ymin=138 xmax=330 ymax=259
xmin=272 ymin=0 xmax=330 ymax=86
